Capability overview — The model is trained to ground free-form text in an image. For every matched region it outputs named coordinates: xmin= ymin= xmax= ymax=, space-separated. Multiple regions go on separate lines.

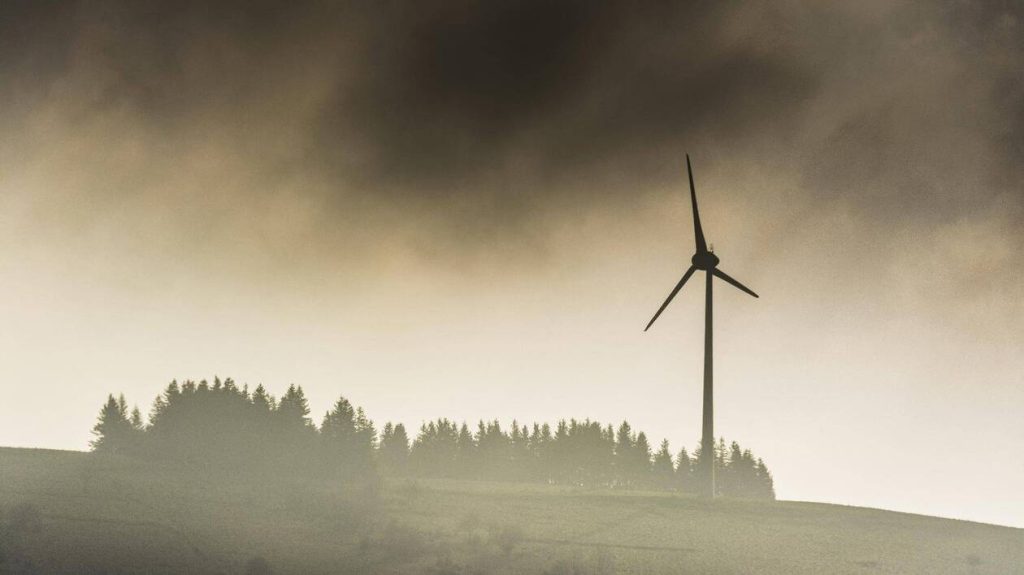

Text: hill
xmin=0 ymin=447 xmax=1020 ymax=574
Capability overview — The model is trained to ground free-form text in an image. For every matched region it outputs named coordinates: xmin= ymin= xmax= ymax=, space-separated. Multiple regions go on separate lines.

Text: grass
xmin=0 ymin=447 xmax=1020 ymax=574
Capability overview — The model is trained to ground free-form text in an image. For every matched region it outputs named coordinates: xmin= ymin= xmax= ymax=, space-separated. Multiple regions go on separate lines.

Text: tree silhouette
xmin=614 ymin=421 xmax=634 ymax=486
xmin=633 ymin=432 xmax=653 ymax=485
xmin=756 ymin=458 xmax=776 ymax=500
xmin=410 ymin=419 xmax=459 ymax=477
xmin=352 ymin=407 xmax=377 ymax=477
xmin=322 ymin=396 xmax=361 ymax=478
xmin=455 ymin=422 xmax=476 ymax=478
xmin=90 ymin=394 xmax=140 ymax=455
xmin=278 ymin=385 xmax=314 ymax=431
xmin=675 ymin=447 xmax=695 ymax=493
xmin=92 ymin=380 xmax=776 ymax=498
xmin=379 ymin=422 xmax=410 ymax=476
xmin=652 ymin=439 xmax=674 ymax=489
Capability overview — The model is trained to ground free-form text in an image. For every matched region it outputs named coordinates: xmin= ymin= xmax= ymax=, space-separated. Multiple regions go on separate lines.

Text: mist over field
xmin=1 ymin=5 xmax=1022 ymax=572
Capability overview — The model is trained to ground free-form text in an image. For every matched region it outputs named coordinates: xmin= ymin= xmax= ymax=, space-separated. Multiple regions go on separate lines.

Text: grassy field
xmin=0 ymin=447 xmax=1020 ymax=574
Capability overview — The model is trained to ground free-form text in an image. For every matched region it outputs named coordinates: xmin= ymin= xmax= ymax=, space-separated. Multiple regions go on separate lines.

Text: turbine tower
xmin=644 ymin=154 xmax=758 ymax=499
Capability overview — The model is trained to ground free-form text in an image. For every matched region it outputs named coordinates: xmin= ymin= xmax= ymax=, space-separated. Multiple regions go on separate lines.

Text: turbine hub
xmin=691 ymin=251 xmax=719 ymax=270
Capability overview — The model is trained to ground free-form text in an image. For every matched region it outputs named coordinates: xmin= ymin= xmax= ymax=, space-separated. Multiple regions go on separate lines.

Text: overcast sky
xmin=1 ymin=1 xmax=1022 ymax=527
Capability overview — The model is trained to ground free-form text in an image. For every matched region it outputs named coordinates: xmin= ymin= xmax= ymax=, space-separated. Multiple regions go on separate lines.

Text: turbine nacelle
xmin=691 ymin=251 xmax=719 ymax=270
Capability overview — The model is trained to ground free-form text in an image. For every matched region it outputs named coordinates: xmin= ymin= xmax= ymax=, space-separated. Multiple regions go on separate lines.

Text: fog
xmin=1 ymin=1 xmax=1022 ymax=528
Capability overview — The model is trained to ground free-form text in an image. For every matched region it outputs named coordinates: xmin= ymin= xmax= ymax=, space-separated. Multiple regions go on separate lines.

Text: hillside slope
xmin=0 ymin=447 xmax=1020 ymax=574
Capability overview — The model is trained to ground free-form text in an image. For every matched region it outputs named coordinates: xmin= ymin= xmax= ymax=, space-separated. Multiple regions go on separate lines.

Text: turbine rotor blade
xmin=687 ymin=154 xmax=709 ymax=254
xmin=644 ymin=266 xmax=697 ymax=331
xmin=712 ymin=268 xmax=759 ymax=298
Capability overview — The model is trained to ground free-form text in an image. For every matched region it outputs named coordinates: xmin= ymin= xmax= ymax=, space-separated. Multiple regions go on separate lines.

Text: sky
xmin=1 ymin=1 xmax=1022 ymax=527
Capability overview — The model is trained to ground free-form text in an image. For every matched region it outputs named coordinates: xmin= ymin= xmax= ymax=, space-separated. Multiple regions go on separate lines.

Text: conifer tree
xmin=352 ymin=406 xmax=377 ymax=476
xmin=410 ymin=418 xmax=459 ymax=477
xmin=549 ymin=420 xmax=570 ymax=482
xmin=270 ymin=385 xmax=315 ymax=469
xmin=615 ymin=421 xmax=634 ymax=456
xmin=321 ymin=396 xmax=357 ymax=471
xmin=676 ymin=447 xmax=694 ymax=493
xmin=510 ymin=420 xmax=529 ymax=480
xmin=721 ymin=441 xmax=745 ymax=497
xmin=455 ymin=422 xmax=476 ymax=477
xmin=322 ymin=397 xmax=356 ymax=441
xmin=379 ymin=422 xmax=410 ymax=476
xmin=476 ymin=420 xmax=510 ymax=479
xmin=715 ymin=437 xmax=728 ymax=496
xmin=90 ymin=394 xmax=136 ymax=454
xmin=129 ymin=407 xmax=144 ymax=432
xmin=278 ymin=385 xmax=313 ymax=430
xmin=614 ymin=421 xmax=634 ymax=485
xmin=319 ymin=397 xmax=375 ymax=479
xmin=692 ymin=442 xmax=712 ymax=495
xmin=354 ymin=408 xmax=376 ymax=448
xmin=251 ymin=385 xmax=275 ymax=412
xmin=633 ymin=432 xmax=653 ymax=485
xmin=755 ymin=458 xmax=776 ymax=500
xmin=532 ymin=422 xmax=553 ymax=481
xmin=652 ymin=439 xmax=674 ymax=489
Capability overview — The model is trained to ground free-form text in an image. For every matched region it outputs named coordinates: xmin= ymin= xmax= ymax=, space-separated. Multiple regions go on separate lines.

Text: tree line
xmin=92 ymin=379 xmax=774 ymax=499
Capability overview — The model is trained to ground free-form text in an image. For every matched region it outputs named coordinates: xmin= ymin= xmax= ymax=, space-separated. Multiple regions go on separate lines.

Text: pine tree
xmin=319 ymin=397 xmax=375 ymax=479
xmin=127 ymin=405 xmax=145 ymax=453
xmin=475 ymin=420 xmax=511 ymax=480
xmin=321 ymin=396 xmax=357 ymax=472
xmin=676 ymin=447 xmax=694 ymax=493
xmin=278 ymin=385 xmax=313 ymax=430
xmin=510 ymin=420 xmax=529 ymax=481
xmin=652 ymin=439 xmax=674 ymax=489
xmin=692 ymin=443 xmax=712 ymax=495
xmin=379 ymin=422 xmax=410 ymax=476
xmin=269 ymin=384 xmax=315 ymax=470
xmin=715 ymin=437 xmax=728 ymax=496
xmin=614 ymin=421 xmax=634 ymax=486
xmin=252 ymin=384 xmax=275 ymax=412
xmin=633 ymin=432 xmax=653 ymax=485
xmin=354 ymin=407 xmax=376 ymax=449
xmin=755 ymin=458 xmax=776 ymax=500
xmin=721 ymin=441 xmax=745 ymax=497
xmin=129 ymin=407 xmax=144 ymax=431
xmin=533 ymin=422 xmax=554 ymax=482
xmin=410 ymin=418 xmax=459 ymax=477
xmin=90 ymin=394 xmax=135 ymax=454
xmin=456 ymin=422 xmax=476 ymax=478
xmin=321 ymin=397 xmax=356 ymax=441
xmin=352 ymin=406 xmax=377 ymax=477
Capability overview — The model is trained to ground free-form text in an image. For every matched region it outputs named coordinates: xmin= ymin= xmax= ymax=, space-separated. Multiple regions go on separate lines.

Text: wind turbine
xmin=644 ymin=154 xmax=758 ymax=499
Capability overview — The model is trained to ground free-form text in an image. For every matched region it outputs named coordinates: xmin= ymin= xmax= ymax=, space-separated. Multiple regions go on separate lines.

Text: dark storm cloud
xmin=1 ymin=2 xmax=815 ymax=205
xmin=324 ymin=1 xmax=817 ymax=199
xmin=794 ymin=2 xmax=1023 ymax=223
xmin=1 ymin=1 xmax=1021 ymax=239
